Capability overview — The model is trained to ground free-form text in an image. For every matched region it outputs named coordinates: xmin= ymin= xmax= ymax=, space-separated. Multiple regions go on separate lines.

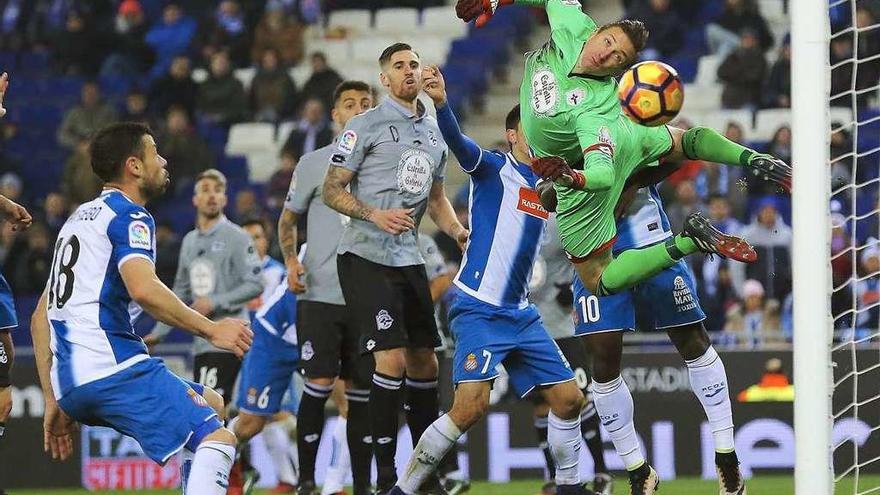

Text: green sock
xmin=682 ymin=127 xmax=756 ymax=167
xmin=598 ymin=236 xmax=701 ymax=295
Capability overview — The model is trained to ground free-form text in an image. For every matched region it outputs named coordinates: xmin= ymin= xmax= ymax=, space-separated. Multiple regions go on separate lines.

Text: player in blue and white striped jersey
xmin=30 ymin=122 xmax=253 ymax=495
xmin=390 ymin=67 xmax=591 ymax=495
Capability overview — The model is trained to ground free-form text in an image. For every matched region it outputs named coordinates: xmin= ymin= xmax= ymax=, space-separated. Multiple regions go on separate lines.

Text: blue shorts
xmin=236 ymin=323 xmax=300 ymax=416
xmin=57 ymin=357 xmax=222 ymax=465
xmin=0 ymin=274 xmax=17 ymax=330
xmin=573 ymin=260 xmax=706 ymax=334
xmin=449 ymin=292 xmax=574 ymax=398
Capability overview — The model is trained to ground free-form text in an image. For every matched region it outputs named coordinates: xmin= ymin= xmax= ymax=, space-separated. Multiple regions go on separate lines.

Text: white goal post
xmin=791 ymin=0 xmax=833 ymax=494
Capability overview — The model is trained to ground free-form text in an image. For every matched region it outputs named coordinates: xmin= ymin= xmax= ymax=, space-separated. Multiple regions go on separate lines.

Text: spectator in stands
xmin=626 ymin=0 xmax=683 ymax=59
xmin=197 ymin=0 xmax=250 ymax=69
xmin=718 ymin=29 xmax=767 ymax=109
xmin=234 ymin=188 xmax=262 ymax=222
xmin=748 ymin=126 xmax=791 ymax=196
xmin=149 ymin=55 xmax=199 ymax=118
xmin=62 ymin=138 xmax=103 ymax=206
xmin=830 ymin=35 xmax=854 ymax=107
xmin=695 ymin=261 xmax=739 ymax=332
xmin=664 ymin=179 xmax=705 ymax=232
xmin=155 ymin=222 xmax=181 ymax=286
xmin=299 ymin=52 xmax=343 ymax=113
xmin=41 ymin=192 xmax=68 ymax=237
xmin=196 ymin=50 xmax=248 ymax=126
xmin=706 ymin=0 xmax=774 ymax=58
xmin=4 ymin=221 xmax=51 ymax=295
xmin=120 ymin=88 xmax=156 ymax=127
xmin=267 ymin=148 xmax=298 ymax=210
xmin=854 ymin=242 xmax=880 ymax=332
xmin=0 ymin=173 xmax=21 ymax=204
xmin=724 ymin=279 xmax=781 ymax=348
xmin=764 ymin=34 xmax=791 ymax=108
xmin=159 ymin=105 xmax=215 ymax=190
xmin=57 ymin=81 xmax=118 ymax=149
xmin=53 ymin=10 xmax=103 ymax=76
xmin=281 ymin=98 xmax=331 ymax=157
xmin=855 ymin=6 xmax=880 ymax=108
xmin=145 ymin=2 xmax=197 ymax=81
xmin=707 ymin=194 xmax=742 ymax=235
xmin=735 ymin=198 xmax=792 ymax=301
xmin=251 ymin=2 xmax=304 ymax=68
xmin=0 ymin=0 xmax=33 ymax=50
xmin=251 ymin=48 xmax=298 ymax=123
xmin=100 ymin=0 xmax=154 ymax=78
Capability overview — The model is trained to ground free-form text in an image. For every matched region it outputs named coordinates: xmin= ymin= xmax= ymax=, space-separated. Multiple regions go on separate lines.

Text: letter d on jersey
xmin=128 ymin=221 xmax=151 ymax=250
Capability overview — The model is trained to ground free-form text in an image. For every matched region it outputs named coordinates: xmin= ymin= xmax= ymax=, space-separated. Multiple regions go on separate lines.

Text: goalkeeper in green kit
xmin=457 ymin=0 xmax=790 ymax=299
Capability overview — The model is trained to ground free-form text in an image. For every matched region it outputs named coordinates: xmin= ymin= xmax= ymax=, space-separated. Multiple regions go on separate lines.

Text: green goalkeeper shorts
xmin=555 ymin=119 xmax=674 ymax=259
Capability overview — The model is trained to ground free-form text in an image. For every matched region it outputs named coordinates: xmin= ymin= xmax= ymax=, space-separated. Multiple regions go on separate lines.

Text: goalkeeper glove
xmin=456 ymin=0 xmax=514 ymax=28
xmin=531 ymin=156 xmax=587 ymax=189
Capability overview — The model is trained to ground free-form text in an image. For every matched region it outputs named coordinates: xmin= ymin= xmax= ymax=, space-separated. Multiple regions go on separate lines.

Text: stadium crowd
xmin=0 ymin=0 xmax=875 ymax=348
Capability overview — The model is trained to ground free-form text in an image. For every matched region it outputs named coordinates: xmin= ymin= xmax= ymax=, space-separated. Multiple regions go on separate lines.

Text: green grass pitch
xmin=11 ymin=476 xmax=880 ymax=495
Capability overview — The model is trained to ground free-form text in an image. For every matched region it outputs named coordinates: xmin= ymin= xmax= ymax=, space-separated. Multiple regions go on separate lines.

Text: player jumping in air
xmin=390 ymin=66 xmax=592 ymax=495
xmin=31 ymin=122 xmax=253 ymax=495
xmin=456 ymin=0 xmax=790 ymax=300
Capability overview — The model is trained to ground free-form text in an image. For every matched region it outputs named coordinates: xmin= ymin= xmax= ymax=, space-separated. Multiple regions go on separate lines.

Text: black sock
xmin=297 ymin=381 xmax=333 ymax=484
xmin=371 ymin=372 xmax=403 ymax=490
xmin=534 ymin=415 xmax=555 ymax=479
xmin=580 ymin=401 xmax=608 ymax=474
xmin=345 ymin=389 xmax=373 ymax=495
xmin=404 ymin=376 xmax=439 ymax=448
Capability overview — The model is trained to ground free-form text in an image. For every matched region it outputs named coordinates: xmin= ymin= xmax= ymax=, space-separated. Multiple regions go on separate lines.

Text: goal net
xmin=801 ymin=0 xmax=880 ymax=493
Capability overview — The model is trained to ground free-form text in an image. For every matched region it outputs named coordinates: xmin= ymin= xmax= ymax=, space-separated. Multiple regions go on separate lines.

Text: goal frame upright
xmin=791 ymin=0 xmax=833 ymax=493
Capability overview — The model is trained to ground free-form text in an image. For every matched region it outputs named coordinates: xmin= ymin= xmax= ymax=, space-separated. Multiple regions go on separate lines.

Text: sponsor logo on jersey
xmin=338 ymin=130 xmax=357 ymax=154
xmin=561 ymin=0 xmax=581 ymax=5
xmin=673 ymin=275 xmax=697 ymax=312
xmin=211 ymin=241 xmax=226 ymax=252
xmin=596 ymin=127 xmax=615 ymax=156
xmin=376 ymin=310 xmax=394 ymax=330
xmin=128 ymin=221 xmax=151 ymax=250
xmin=565 ymin=88 xmax=586 ymax=106
xmin=464 ymin=353 xmax=479 ymax=372
xmin=517 ymin=187 xmax=550 ymax=220
xmin=397 ymin=148 xmax=434 ymax=196
xmin=301 ymin=340 xmax=314 ymax=361
xmin=531 ymin=69 xmax=559 ymax=115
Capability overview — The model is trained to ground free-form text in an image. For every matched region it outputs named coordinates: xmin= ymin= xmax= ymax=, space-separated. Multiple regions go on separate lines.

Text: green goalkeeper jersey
xmin=519 ymin=0 xmax=672 ymax=258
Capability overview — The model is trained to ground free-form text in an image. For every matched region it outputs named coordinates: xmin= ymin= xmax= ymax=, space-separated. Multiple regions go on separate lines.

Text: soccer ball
xmin=617 ymin=61 xmax=684 ymax=127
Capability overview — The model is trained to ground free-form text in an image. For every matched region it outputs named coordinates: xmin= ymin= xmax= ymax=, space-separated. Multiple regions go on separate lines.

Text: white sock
xmin=686 ymin=346 xmax=735 ymax=452
xmin=186 ymin=441 xmax=235 ymax=495
xmin=180 ymin=449 xmax=194 ymax=494
xmin=591 ymin=376 xmax=645 ymax=470
xmin=263 ymin=421 xmax=299 ymax=485
xmin=548 ymin=411 xmax=582 ymax=486
xmin=398 ymin=414 xmax=462 ymax=495
xmin=321 ymin=416 xmax=351 ymax=495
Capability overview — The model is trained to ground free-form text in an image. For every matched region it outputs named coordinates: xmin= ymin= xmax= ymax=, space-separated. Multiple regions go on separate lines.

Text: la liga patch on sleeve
xmin=128 ymin=220 xmax=152 ymax=250
xmin=338 ymin=130 xmax=357 ymax=154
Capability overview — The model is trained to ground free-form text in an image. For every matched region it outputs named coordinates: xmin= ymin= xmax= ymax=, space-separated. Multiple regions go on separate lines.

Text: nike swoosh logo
xmin=705 ymin=387 xmax=725 ymax=399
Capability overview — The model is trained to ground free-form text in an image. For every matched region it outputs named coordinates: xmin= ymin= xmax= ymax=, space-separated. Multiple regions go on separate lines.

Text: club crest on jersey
xmin=187 ymin=388 xmax=208 ymax=407
xmin=246 ymin=387 xmax=257 ymax=405
xmin=517 ymin=187 xmax=549 ymax=220
xmin=464 ymin=353 xmax=479 ymax=372
xmin=301 ymin=340 xmax=314 ymax=361
xmin=531 ymin=69 xmax=559 ymax=115
xmin=565 ymin=88 xmax=586 ymax=106
xmin=128 ymin=220 xmax=151 ymax=250
xmin=338 ymin=130 xmax=357 ymax=154
xmin=189 ymin=260 xmax=216 ymax=297
xmin=397 ymin=148 xmax=434 ymax=196
xmin=376 ymin=309 xmax=394 ymax=330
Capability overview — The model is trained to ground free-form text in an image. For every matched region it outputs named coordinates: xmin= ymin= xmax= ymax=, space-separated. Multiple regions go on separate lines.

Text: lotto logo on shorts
xmin=517 ymin=188 xmax=549 ymax=220
xmin=376 ymin=310 xmax=394 ymax=330
xmin=187 ymin=388 xmax=208 ymax=408
xmin=366 ymin=339 xmax=376 ymax=351
xmin=464 ymin=353 xmax=479 ymax=372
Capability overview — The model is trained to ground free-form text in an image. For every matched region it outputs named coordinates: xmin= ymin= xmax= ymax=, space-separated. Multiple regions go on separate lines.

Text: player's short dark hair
xmin=194 ymin=169 xmax=227 ymax=192
xmin=505 ymin=104 xmax=521 ymax=131
xmin=241 ymin=217 xmax=267 ymax=232
xmin=89 ymin=122 xmax=153 ymax=183
xmin=333 ymin=80 xmax=372 ymax=105
xmin=707 ymin=193 xmax=729 ymax=204
xmin=599 ymin=19 xmax=649 ymax=55
xmin=379 ymin=42 xmax=419 ymax=67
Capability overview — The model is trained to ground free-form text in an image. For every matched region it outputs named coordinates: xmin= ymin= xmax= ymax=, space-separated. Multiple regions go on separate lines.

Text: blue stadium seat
xmin=219 ymin=156 xmax=249 ymax=183
xmin=18 ymin=51 xmax=51 ymax=76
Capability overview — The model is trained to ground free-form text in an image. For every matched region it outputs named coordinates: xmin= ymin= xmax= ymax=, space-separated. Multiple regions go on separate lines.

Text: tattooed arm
xmin=278 ymin=209 xmax=305 ymax=293
xmin=322 ymin=165 xmax=415 ymax=235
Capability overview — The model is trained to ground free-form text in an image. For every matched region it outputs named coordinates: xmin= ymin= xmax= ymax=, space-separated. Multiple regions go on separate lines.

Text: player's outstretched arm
xmin=0 ymin=194 xmax=32 ymax=231
xmin=120 ymin=257 xmax=253 ymax=357
xmin=323 ymin=165 xmax=416 ymax=235
xmin=428 ymin=180 xmax=469 ymax=251
xmin=30 ymin=291 xmax=77 ymax=461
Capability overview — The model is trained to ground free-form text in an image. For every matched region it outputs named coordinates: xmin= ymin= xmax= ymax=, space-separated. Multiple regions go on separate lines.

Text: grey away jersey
xmin=285 ymin=142 xmax=346 ymax=305
xmin=530 ymin=215 xmax=576 ymax=339
xmin=153 ymin=217 xmax=263 ymax=354
xmin=332 ymin=98 xmax=448 ymax=267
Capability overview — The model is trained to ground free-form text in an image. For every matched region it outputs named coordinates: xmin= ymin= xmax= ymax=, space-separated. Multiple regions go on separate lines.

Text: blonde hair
xmin=194 ymin=168 xmax=228 ymax=193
